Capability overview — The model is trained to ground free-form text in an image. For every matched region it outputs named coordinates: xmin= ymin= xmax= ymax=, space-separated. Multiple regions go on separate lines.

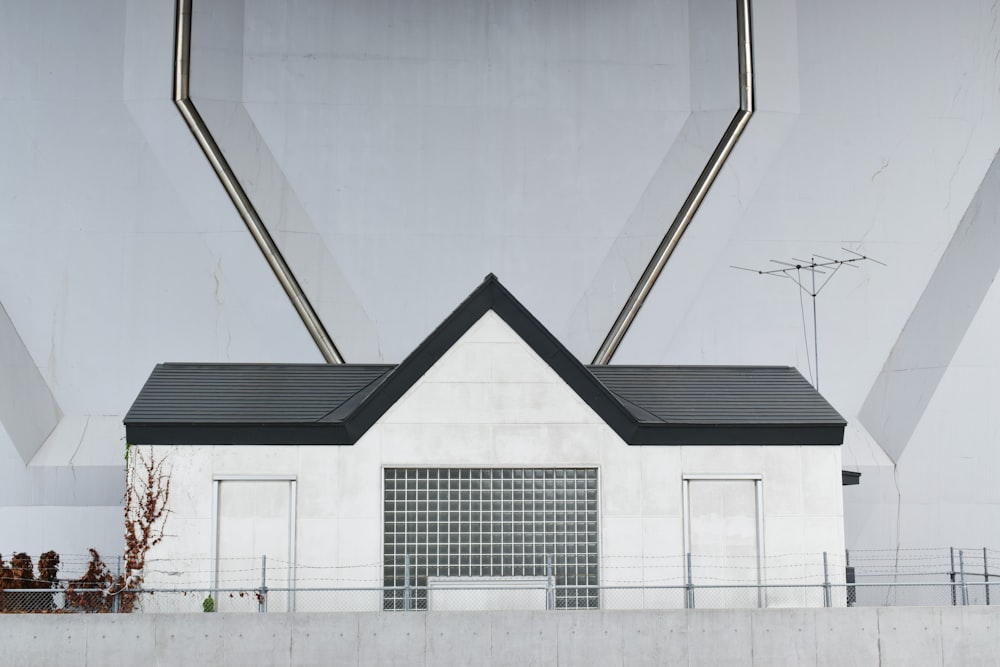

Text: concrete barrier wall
xmin=2 ymin=607 xmax=998 ymax=666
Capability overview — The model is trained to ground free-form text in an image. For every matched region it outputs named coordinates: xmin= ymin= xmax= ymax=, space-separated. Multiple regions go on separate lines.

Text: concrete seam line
xmin=592 ymin=0 xmax=756 ymax=365
xmin=876 ymin=607 xmax=883 ymax=666
xmin=172 ymin=0 xmax=343 ymax=364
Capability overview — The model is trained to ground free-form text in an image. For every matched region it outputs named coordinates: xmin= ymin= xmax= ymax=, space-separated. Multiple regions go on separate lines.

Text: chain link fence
xmin=4 ymin=547 xmax=1000 ymax=613
xmin=846 ymin=547 xmax=997 ymax=606
xmin=6 ymin=582 xmax=997 ymax=614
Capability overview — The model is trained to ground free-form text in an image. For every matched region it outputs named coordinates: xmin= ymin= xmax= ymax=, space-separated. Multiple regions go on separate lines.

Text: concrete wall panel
xmin=81 ymin=614 xmax=157 ymax=667
xmin=152 ymin=613 xmax=226 ymax=665
xmin=1 ymin=614 xmax=88 ymax=667
xmin=751 ymin=608 xmax=817 ymax=667
xmin=555 ymin=611 xmax=625 ymax=667
xmin=220 ymin=613 xmax=292 ymax=667
xmin=233 ymin=0 xmax=704 ymax=362
xmin=0 ymin=302 xmax=61 ymax=464
xmin=426 ymin=612 xmax=491 ymax=667
xmin=357 ymin=611 xmax=426 ymax=666
xmin=877 ymin=606 xmax=944 ymax=666
xmin=814 ymin=607 xmax=880 ymax=667
xmin=686 ymin=609 xmax=753 ymax=666
xmin=4 ymin=608 xmax=1000 ymax=666
xmin=288 ymin=613 xmax=359 ymax=667
xmin=488 ymin=610 xmax=557 ymax=666
xmin=942 ymin=606 xmax=1000 ymax=667
xmin=618 ymin=610 xmax=689 ymax=667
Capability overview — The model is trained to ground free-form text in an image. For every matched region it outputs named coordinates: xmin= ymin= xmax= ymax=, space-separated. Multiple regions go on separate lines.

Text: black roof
xmin=125 ymin=364 xmax=394 ymax=445
xmin=125 ymin=275 xmax=845 ymax=447
xmin=588 ymin=366 xmax=843 ymax=424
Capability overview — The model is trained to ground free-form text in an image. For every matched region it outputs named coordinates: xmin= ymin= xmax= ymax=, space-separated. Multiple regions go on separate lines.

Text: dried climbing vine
xmin=116 ymin=445 xmax=171 ymax=610
xmin=3 ymin=446 xmax=170 ymax=613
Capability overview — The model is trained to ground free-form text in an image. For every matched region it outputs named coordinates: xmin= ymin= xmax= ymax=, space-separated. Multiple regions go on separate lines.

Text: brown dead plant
xmin=0 ymin=551 xmax=61 ymax=612
xmin=65 ymin=446 xmax=171 ymax=612
xmin=64 ymin=548 xmax=115 ymax=612
xmin=116 ymin=445 xmax=171 ymax=611
xmin=4 ymin=446 xmax=170 ymax=613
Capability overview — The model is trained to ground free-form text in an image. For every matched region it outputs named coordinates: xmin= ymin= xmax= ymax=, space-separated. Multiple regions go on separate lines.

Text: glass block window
xmin=384 ymin=468 xmax=599 ymax=609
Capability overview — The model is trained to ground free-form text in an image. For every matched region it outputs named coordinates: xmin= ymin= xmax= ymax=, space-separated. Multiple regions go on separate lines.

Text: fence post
xmin=404 ymin=554 xmax=412 ymax=611
xmin=985 ymin=547 xmax=991 ymax=606
xmin=822 ymin=552 xmax=832 ymax=607
xmin=545 ymin=554 xmax=555 ymax=610
xmin=960 ymin=550 xmax=968 ymax=606
xmin=950 ymin=547 xmax=957 ymax=606
xmin=845 ymin=549 xmax=856 ymax=607
xmin=259 ymin=555 xmax=267 ymax=613
xmin=112 ymin=556 xmax=122 ymax=613
xmin=685 ymin=553 xmax=694 ymax=609
xmin=757 ymin=549 xmax=764 ymax=609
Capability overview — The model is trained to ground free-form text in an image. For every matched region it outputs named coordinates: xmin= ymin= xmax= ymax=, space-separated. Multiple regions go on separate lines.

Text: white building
xmin=125 ymin=275 xmax=847 ymax=609
xmin=1 ymin=0 xmax=999 ymax=568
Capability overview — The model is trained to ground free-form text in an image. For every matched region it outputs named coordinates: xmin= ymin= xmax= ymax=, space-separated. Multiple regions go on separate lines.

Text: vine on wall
xmin=1 ymin=445 xmax=170 ymax=613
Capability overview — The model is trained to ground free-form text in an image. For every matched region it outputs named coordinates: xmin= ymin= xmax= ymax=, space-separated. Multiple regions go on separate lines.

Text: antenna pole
xmin=730 ymin=250 xmax=884 ymax=392
xmin=812 ymin=259 xmax=819 ymax=390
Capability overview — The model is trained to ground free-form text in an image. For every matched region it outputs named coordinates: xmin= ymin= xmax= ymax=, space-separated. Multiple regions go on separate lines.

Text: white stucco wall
xmin=144 ymin=311 xmax=844 ymax=608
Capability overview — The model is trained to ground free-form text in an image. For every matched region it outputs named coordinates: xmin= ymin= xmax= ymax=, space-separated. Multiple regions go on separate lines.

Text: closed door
xmin=687 ymin=479 xmax=760 ymax=607
xmin=216 ymin=480 xmax=293 ymax=611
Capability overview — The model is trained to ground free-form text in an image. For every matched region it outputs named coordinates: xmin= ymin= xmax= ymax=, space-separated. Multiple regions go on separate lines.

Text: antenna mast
xmin=732 ymin=249 xmax=885 ymax=390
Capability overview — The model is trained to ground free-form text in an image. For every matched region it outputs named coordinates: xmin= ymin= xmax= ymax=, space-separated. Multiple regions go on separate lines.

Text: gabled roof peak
xmin=339 ymin=273 xmax=640 ymax=441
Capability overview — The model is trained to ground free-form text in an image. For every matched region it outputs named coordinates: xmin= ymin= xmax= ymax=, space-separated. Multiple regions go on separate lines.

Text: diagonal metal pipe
xmin=172 ymin=0 xmax=343 ymax=363
xmin=593 ymin=0 xmax=755 ymax=365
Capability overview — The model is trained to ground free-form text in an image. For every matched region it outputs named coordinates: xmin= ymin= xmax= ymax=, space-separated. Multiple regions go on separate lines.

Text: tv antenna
xmin=732 ymin=248 xmax=885 ymax=390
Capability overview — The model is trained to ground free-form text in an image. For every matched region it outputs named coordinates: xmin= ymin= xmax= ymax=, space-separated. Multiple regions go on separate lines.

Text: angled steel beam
xmin=173 ymin=0 xmax=343 ymax=363
xmin=593 ymin=0 xmax=755 ymax=365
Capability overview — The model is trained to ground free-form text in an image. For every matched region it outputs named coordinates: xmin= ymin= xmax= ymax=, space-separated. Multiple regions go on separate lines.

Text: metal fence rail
xmin=5 ymin=547 xmax=1000 ymax=613
xmin=7 ymin=581 xmax=1000 ymax=614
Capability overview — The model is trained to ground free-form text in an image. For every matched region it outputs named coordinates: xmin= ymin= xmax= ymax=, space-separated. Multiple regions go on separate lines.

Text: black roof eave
xmin=125 ymin=421 xmax=846 ymax=448
xmin=124 ymin=422 xmax=354 ymax=446
xmin=629 ymin=422 xmax=846 ymax=446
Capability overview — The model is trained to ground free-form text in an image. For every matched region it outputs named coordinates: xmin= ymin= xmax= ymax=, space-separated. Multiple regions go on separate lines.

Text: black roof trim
xmin=630 ymin=423 xmax=846 ymax=446
xmin=125 ymin=422 xmax=353 ymax=446
xmin=125 ymin=274 xmax=846 ymax=447
xmin=341 ymin=274 xmax=642 ymax=443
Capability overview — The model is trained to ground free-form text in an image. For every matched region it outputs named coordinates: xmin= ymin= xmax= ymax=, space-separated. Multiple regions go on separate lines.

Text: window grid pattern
xmin=384 ymin=468 xmax=599 ymax=609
